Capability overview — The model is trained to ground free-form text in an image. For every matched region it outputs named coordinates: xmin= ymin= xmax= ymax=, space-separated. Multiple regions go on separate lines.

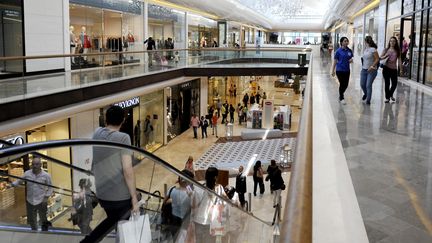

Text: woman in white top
xmin=360 ymin=36 xmax=380 ymax=105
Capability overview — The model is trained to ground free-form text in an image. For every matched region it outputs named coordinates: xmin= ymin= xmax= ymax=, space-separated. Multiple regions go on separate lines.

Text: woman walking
xmin=360 ymin=36 xmax=379 ymax=105
xmin=381 ymin=37 xmax=402 ymax=103
xmin=331 ymin=37 xmax=354 ymax=105
xmin=253 ymin=161 xmax=265 ymax=198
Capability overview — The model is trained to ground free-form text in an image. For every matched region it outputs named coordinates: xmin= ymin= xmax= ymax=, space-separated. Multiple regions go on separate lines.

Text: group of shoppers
xmin=331 ymin=35 xmax=402 ymax=105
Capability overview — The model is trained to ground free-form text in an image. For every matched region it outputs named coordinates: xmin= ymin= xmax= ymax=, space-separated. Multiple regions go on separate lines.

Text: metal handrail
xmin=0 ymin=139 xmax=273 ymax=226
xmin=279 ymin=54 xmax=313 ymax=243
xmin=0 ymin=139 xmax=163 ymax=200
xmin=0 ymin=47 xmax=312 ymax=61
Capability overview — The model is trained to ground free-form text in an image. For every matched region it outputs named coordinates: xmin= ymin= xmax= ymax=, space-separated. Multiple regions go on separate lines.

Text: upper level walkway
xmin=314 ymin=49 xmax=432 ymax=243
xmin=0 ymin=48 xmax=309 ymax=123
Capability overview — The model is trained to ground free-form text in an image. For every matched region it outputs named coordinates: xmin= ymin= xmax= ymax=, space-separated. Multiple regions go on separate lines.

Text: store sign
xmin=4 ymin=10 xmax=20 ymax=18
xmin=0 ymin=135 xmax=25 ymax=149
xmin=114 ymin=97 xmax=140 ymax=108
xmin=180 ymin=82 xmax=192 ymax=89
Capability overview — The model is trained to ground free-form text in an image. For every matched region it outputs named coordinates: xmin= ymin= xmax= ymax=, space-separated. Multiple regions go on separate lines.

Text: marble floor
xmin=315 ymin=51 xmax=432 ymax=242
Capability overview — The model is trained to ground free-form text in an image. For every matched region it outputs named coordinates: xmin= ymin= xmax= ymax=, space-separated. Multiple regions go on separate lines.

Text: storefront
xmin=69 ymin=0 xmax=143 ymax=69
xmin=0 ymin=120 xmax=71 ymax=225
xmin=385 ymin=0 xmax=432 ymax=86
xmin=148 ymin=4 xmax=186 ymax=50
xmin=228 ymin=22 xmax=241 ymax=47
xmin=166 ymin=79 xmax=200 ymax=142
xmin=188 ymin=14 xmax=218 ymax=48
xmin=137 ymin=91 xmax=164 ymax=152
xmin=0 ymin=0 xmax=24 ymax=78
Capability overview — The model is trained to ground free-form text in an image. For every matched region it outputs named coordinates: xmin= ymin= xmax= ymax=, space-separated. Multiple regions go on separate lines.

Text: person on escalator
xmin=10 ymin=156 xmax=53 ymax=231
xmin=162 ymin=169 xmax=194 ymax=240
xmin=71 ymin=178 xmax=98 ymax=234
xmin=81 ymin=105 xmax=139 ymax=243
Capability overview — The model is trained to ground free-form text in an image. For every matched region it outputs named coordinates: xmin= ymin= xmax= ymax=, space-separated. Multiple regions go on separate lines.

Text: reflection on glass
xmin=0 ymin=0 xmax=24 ymax=76
xmin=411 ymin=13 xmax=421 ymax=81
xmin=424 ymin=9 xmax=432 ymax=86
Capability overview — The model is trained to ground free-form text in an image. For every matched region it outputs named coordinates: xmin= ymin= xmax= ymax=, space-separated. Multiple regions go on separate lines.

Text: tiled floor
xmin=315 ymin=51 xmax=432 ymax=242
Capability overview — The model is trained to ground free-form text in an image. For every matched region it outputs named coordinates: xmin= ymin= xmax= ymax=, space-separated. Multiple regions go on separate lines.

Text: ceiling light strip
xmin=148 ymin=0 xmax=219 ymax=20
xmin=350 ymin=0 xmax=380 ymax=20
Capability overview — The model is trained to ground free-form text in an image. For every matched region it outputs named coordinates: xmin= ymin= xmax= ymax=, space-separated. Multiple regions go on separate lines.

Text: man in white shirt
xmin=12 ymin=156 xmax=53 ymax=231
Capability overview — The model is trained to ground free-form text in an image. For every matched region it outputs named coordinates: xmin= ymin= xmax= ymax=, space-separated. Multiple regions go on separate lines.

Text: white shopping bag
xmin=118 ymin=214 xmax=151 ymax=243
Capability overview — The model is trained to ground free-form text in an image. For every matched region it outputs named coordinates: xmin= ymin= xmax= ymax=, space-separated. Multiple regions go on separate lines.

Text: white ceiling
xmin=163 ymin=0 xmax=362 ymax=31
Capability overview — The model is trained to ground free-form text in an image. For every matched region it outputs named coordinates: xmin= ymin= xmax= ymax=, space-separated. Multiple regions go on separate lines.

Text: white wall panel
xmin=24 ymin=0 xmax=67 ymax=72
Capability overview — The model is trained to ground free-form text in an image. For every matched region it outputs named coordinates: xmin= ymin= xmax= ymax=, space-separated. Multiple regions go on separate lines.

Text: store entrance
xmin=180 ymin=90 xmax=192 ymax=132
xmin=120 ymin=108 xmax=134 ymax=142
xmin=401 ymin=17 xmax=412 ymax=78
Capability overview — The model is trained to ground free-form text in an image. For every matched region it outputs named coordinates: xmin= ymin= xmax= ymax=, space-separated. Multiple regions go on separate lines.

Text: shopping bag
xmin=118 ymin=214 xmax=151 ymax=243
xmin=209 ymin=203 xmax=228 ymax=236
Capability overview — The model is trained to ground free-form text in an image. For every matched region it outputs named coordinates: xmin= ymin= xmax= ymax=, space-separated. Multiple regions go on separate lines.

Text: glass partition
xmin=0 ymin=140 xmax=275 ymax=242
xmin=0 ymin=48 xmax=311 ymax=105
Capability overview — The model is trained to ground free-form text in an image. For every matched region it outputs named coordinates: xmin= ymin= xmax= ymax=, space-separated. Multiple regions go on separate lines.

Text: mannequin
xmin=80 ymin=26 xmax=91 ymax=61
xmin=70 ymin=26 xmax=76 ymax=64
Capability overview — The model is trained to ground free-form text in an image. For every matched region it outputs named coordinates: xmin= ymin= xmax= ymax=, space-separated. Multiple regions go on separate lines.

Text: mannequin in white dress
xmin=70 ymin=26 xmax=76 ymax=64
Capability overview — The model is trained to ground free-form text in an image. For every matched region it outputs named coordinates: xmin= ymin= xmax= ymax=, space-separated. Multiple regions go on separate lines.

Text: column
xmin=200 ymin=77 xmax=209 ymax=117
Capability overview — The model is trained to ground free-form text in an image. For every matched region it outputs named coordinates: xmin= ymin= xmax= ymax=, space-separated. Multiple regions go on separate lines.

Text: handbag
xmin=118 ymin=214 xmax=151 ymax=243
xmin=161 ymin=187 xmax=175 ymax=224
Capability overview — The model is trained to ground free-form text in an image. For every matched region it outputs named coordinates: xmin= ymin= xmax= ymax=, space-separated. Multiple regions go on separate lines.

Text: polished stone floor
xmin=316 ymin=53 xmax=432 ymax=242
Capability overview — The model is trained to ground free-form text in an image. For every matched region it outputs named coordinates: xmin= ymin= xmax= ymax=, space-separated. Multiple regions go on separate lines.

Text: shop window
xmin=0 ymin=0 xmax=24 ymax=78
xmin=411 ymin=12 xmax=422 ymax=81
xmin=69 ymin=1 xmax=143 ymax=70
xmin=403 ymin=0 xmax=415 ymax=15
xmin=424 ymin=9 xmax=432 ymax=86
xmin=148 ymin=4 xmax=185 ymax=49
xmin=388 ymin=0 xmax=402 ymax=19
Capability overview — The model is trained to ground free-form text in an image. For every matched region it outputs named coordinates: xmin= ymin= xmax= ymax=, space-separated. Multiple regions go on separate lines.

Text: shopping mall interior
xmin=1 ymin=0 xmax=432 ymax=243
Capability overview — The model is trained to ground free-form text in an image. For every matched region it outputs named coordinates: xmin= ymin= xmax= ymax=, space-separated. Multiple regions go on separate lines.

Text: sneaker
xmin=340 ymin=99 xmax=346 ymax=105
xmin=366 ymin=101 xmax=371 ymax=105
xmin=390 ymin=97 xmax=396 ymax=103
xmin=362 ymin=94 xmax=367 ymax=101
xmin=384 ymin=99 xmax=390 ymax=103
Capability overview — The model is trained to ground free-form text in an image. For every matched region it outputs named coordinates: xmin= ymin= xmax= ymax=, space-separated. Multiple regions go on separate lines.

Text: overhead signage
xmin=114 ymin=97 xmax=140 ymax=108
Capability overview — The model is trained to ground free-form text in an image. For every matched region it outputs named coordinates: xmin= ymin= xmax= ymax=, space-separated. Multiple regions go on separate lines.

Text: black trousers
xmin=253 ymin=178 xmax=265 ymax=195
xmin=382 ymin=66 xmax=398 ymax=99
xmin=80 ymin=199 xmax=131 ymax=243
xmin=26 ymin=201 xmax=48 ymax=231
xmin=336 ymin=71 xmax=350 ymax=100
xmin=238 ymin=192 xmax=246 ymax=207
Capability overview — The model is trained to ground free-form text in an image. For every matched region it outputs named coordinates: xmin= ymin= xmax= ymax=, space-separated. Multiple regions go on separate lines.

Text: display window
xmin=148 ymin=4 xmax=186 ymax=50
xmin=188 ymin=14 xmax=217 ymax=48
xmin=167 ymin=80 xmax=200 ymax=142
xmin=69 ymin=2 xmax=143 ymax=70
xmin=403 ymin=0 xmax=415 ymax=15
xmin=387 ymin=0 xmax=402 ymax=19
xmin=0 ymin=120 xmax=71 ymax=227
xmin=138 ymin=91 xmax=164 ymax=152
xmin=424 ymin=9 xmax=432 ymax=86
xmin=0 ymin=0 xmax=24 ymax=78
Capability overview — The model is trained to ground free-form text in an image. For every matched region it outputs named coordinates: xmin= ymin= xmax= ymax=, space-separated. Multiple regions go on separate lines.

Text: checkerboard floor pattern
xmin=195 ymin=137 xmax=296 ymax=173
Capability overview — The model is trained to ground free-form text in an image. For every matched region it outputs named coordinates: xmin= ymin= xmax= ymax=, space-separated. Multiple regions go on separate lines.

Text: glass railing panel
xmin=0 ymin=48 xmax=311 ymax=105
xmin=0 ymin=140 xmax=275 ymax=242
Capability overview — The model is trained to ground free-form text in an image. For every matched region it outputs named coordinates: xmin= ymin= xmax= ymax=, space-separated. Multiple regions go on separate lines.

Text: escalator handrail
xmin=0 ymin=139 xmax=92 ymax=176
xmin=0 ymin=139 xmax=273 ymax=226
xmin=0 ymin=139 xmax=164 ymax=200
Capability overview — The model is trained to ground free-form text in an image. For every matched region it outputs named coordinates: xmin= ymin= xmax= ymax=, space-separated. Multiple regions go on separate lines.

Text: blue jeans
xmin=360 ymin=69 xmax=378 ymax=102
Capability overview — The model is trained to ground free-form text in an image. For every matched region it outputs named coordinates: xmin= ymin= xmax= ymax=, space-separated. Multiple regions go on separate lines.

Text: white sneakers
xmin=339 ymin=99 xmax=346 ymax=105
xmin=385 ymin=97 xmax=396 ymax=104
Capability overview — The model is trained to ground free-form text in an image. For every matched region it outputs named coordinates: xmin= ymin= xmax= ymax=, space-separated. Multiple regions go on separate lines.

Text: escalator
xmin=0 ymin=139 xmax=279 ymax=243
